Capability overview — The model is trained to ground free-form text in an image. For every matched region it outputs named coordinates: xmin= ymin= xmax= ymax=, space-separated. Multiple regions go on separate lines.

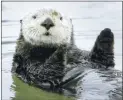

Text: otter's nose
xmin=41 ymin=18 xmax=54 ymax=30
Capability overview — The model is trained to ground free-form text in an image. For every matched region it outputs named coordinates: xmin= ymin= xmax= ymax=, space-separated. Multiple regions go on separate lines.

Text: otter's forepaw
xmin=93 ymin=28 xmax=114 ymax=53
xmin=90 ymin=28 xmax=115 ymax=68
xmin=99 ymin=28 xmax=114 ymax=47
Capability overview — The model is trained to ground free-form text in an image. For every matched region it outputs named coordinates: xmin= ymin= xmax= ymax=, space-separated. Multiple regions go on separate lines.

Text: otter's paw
xmin=90 ymin=28 xmax=115 ymax=68
xmin=98 ymin=28 xmax=114 ymax=50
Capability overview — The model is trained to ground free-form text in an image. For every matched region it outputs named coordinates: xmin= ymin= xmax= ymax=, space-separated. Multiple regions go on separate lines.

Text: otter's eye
xmin=60 ymin=17 xmax=63 ymax=21
xmin=32 ymin=15 xmax=37 ymax=19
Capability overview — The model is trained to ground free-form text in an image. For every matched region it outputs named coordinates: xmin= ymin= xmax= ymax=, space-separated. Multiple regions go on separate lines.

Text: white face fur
xmin=22 ymin=9 xmax=73 ymax=46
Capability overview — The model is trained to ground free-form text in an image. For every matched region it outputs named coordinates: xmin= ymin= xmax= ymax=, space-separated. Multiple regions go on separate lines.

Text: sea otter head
xmin=21 ymin=8 xmax=73 ymax=46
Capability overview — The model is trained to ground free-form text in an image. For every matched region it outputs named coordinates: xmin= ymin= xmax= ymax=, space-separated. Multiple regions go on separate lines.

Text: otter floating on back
xmin=12 ymin=9 xmax=122 ymax=100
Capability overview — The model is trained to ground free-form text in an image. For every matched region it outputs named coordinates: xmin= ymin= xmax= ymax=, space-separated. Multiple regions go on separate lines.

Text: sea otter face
xmin=22 ymin=9 xmax=72 ymax=46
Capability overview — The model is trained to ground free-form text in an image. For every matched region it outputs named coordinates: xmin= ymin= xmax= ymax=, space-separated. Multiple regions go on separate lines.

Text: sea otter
xmin=12 ymin=9 xmax=122 ymax=100
xmin=12 ymin=9 xmax=74 ymax=88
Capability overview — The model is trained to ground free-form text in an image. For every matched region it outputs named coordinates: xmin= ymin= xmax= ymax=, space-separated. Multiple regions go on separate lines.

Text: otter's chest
xmin=29 ymin=47 xmax=57 ymax=62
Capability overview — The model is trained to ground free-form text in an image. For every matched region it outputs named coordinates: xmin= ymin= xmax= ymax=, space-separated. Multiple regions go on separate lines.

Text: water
xmin=2 ymin=2 xmax=122 ymax=100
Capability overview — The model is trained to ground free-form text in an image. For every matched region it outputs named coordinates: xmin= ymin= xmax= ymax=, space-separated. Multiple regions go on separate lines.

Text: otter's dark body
xmin=12 ymin=28 xmax=122 ymax=100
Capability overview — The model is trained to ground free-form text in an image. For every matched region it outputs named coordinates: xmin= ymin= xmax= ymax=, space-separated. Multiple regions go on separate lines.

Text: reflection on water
xmin=11 ymin=75 xmax=74 ymax=100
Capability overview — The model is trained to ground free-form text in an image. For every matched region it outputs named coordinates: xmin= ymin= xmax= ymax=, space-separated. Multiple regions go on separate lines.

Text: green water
xmin=11 ymin=75 xmax=74 ymax=100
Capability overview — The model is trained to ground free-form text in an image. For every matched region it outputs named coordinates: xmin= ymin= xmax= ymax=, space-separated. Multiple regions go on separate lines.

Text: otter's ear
xmin=20 ymin=20 xmax=22 ymax=23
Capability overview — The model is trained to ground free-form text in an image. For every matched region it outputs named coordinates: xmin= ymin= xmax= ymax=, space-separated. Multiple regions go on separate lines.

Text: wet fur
xmin=12 ymin=9 xmax=115 ymax=91
xmin=12 ymin=28 xmax=115 ymax=89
